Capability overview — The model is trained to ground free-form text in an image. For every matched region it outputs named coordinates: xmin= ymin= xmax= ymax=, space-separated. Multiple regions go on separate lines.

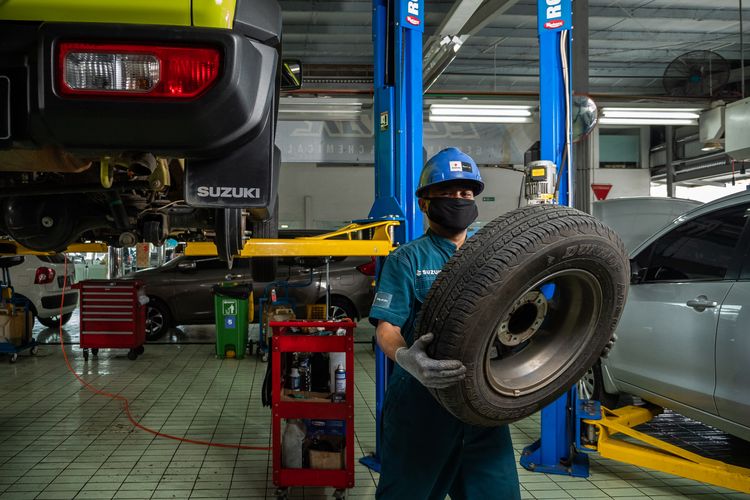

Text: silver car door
xmin=715 ymin=272 xmax=750 ymax=428
xmin=609 ymin=202 xmax=749 ymax=414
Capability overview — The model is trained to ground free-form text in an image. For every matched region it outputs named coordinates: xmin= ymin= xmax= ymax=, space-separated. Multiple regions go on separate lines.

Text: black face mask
xmin=425 ymin=197 xmax=478 ymax=232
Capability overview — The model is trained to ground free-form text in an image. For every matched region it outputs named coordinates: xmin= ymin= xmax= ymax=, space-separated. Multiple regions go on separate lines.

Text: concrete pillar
xmin=107 ymin=247 xmax=123 ymax=279
xmin=666 ymin=126 xmax=674 ymax=197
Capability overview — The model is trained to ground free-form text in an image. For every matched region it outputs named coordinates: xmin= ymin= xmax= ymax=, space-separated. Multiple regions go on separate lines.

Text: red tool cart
xmin=270 ymin=320 xmax=356 ymax=499
xmin=74 ymin=280 xmax=146 ymax=361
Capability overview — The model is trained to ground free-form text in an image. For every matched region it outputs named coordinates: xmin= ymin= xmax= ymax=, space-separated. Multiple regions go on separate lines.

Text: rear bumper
xmin=38 ymin=291 xmax=78 ymax=316
xmin=0 ymin=21 xmax=278 ymax=159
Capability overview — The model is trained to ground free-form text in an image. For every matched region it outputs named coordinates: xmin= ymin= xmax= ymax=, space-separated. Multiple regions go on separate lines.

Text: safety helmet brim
xmin=416 ymin=178 xmax=485 ymax=198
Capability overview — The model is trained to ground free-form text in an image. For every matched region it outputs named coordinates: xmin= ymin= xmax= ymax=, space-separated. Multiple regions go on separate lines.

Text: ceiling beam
xmin=423 ymin=0 xmax=520 ymax=90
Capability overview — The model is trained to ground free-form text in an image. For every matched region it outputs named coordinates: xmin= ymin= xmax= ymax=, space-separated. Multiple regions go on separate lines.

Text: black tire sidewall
xmin=420 ymin=207 xmax=628 ymax=426
xmin=145 ymin=299 xmax=171 ymax=341
xmin=38 ymin=312 xmax=73 ymax=329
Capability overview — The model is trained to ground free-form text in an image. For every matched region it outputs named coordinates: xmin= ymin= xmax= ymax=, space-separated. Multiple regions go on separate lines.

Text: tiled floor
xmin=0 ymin=319 xmax=748 ymax=499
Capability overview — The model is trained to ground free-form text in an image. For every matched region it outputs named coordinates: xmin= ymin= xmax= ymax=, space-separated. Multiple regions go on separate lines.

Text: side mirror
xmin=281 ymin=59 xmax=303 ymax=91
xmin=177 ymin=260 xmax=197 ymax=272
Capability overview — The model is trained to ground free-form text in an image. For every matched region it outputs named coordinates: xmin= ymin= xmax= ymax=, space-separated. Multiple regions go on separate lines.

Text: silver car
xmin=587 ymin=191 xmax=750 ymax=441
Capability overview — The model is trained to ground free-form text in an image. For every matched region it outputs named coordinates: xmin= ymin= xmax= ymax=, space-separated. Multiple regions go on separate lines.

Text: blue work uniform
xmin=370 ymin=230 xmax=520 ymax=500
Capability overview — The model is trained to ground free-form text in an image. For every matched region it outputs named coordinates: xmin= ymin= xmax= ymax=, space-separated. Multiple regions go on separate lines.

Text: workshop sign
xmin=400 ymin=0 xmax=423 ymax=31
xmin=538 ymin=0 xmax=572 ymax=32
xmin=222 ymin=300 xmax=238 ymax=329
xmin=276 ymin=113 xmax=537 ymax=166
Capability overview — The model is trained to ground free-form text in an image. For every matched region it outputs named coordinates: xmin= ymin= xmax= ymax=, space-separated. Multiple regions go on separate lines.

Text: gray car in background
xmin=126 ymin=255 xmax=375 ymax=341
xmin=585 ymin=191 xmax=750 ymax=442
xmin=592 ymin=197 xmax=702 ymax=252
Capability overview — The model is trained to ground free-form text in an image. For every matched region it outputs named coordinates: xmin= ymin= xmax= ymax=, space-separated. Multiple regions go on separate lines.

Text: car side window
xmin=639 ymin=204 xmax=750 ymax=283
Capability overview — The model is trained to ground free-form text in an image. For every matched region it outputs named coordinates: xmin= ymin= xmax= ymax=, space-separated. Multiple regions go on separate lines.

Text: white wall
xmin=278 ymin=164 xmax=374 ymax=229
xmin=590 ymin=168 xmax=651 ymax=200
xmin=278 ymin=163 xmax=526 ymax=229
xmin=475 ymin=167 xmax=526 ymax=222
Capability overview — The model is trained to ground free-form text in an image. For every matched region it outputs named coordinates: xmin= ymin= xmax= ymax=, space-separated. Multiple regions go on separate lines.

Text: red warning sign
xmin=591 ymin=183 xmax=613 ymax=201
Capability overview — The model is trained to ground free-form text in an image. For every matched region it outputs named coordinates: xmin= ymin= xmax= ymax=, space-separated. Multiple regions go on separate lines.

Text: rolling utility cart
xmin=74 ymin=280 xmax=146 ymax=361
xmin=270 ymin=320 xmax=356 ymax=499
xmin=0 ymin=256 xmax=38 ymax=363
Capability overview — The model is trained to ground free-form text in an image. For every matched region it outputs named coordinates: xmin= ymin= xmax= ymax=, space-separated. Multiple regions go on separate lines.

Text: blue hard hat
xmin=416 ymin=147 xmax=484 ymax=197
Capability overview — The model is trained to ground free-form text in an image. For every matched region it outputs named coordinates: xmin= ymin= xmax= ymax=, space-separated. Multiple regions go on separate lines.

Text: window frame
xmin=632 ymin=202 xmax=750 ymax=285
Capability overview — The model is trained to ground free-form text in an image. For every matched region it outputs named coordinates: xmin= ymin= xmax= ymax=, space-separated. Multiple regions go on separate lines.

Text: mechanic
xmin=370 ymin=147 xmax=521 ymax=499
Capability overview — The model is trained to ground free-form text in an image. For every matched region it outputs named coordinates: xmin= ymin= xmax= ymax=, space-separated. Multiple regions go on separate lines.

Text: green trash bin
xmin=212 ymin=283 xmax=251 ymax=359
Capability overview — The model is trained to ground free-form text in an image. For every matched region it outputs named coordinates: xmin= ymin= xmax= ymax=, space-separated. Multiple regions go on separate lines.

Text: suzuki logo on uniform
xmin=196 ymin=186 xmax=261 ymax=199
xmin=406 ymin=1 xmax=420 ymax=25
xmin=544 ymin=0 xmax=564 ymax=29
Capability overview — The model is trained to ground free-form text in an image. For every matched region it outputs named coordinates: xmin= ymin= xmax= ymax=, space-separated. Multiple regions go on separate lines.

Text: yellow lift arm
xmin=582 ymin=406 xmax=750 ymax=493
xmin=0 ymin=220 xmax=399 ymax=258
xmin=184 ymin=220 xmax=399 ymax=257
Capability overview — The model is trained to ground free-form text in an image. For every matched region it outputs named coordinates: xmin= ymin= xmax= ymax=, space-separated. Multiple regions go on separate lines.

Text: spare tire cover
xmin=417 ymin=205 xmax=629 ymax=426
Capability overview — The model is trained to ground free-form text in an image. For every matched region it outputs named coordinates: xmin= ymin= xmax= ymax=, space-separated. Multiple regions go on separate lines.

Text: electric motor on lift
xmin=525 ymin=160 xmax=557 ymax=205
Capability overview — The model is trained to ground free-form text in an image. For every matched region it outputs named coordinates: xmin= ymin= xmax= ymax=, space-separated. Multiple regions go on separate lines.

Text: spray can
xmin=334 ymin=364 xmax=346 ymax=395
xmin=290 ymin=367 xmax=300 ymax=391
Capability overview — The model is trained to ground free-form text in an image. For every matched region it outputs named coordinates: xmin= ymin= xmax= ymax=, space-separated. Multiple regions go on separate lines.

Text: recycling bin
xmin=212 ymin=283 xmax=252 ymax=359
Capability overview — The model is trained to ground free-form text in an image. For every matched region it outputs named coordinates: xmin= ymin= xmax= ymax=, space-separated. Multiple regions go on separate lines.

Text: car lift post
xmin=520 ymin=0 xmax=586 ymax=478
xmin=360 ymin=0 xmax=424 ymax=473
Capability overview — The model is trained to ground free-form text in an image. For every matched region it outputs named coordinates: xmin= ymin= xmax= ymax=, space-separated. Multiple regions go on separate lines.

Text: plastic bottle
xmin=281 ymin=419 xmax=306 ymax=468
xmin=290 ymin=367 xmax=300 ymax=391
xmin=335 ymin=364 xmax=346 ymax=394
xmin=329 ymin=353 xmax=346 ymax=392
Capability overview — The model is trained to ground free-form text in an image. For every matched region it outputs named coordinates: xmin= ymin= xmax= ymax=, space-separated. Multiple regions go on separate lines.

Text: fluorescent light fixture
xmin=429 ymin=115 xmax=532 ymax=123
xmin=600 ymin=107 xmax=701 ymax=126
xmin=429 ymin=103 xmax=533 ymax=123
xmin=599 ymin=118 xmax=698 ymax=125
xmin=279 ymin=97 xmax=365 ymax=122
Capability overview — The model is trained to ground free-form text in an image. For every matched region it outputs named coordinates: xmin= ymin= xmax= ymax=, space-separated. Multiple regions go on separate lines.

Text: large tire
xmin=215 ymin=208 xmax=243 ymax=269
xmin=418 ymin=205 xmax=629 ymax=426
xmin=37 ymin=312 xmax=74 ymax=329
xmin=145 ymin=298 xmax=172 ymax=342
xmin=251 ymin=198 xmax=279 ymax=282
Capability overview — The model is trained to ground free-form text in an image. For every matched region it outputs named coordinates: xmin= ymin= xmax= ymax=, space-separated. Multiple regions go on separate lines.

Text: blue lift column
xmin=520 ymin=0 xmax=588 ymax=478
xmin=361 ymin=0 xmax=424 ymax=472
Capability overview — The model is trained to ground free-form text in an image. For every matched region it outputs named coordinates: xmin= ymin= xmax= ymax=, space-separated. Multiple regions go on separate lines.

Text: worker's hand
xmin=600 ymin=333 xmax=617 ymax=359
xmin=395 ymin=333 xmax=466 ymax=389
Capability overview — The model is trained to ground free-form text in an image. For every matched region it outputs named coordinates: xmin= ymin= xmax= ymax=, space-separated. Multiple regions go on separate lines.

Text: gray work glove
xmin=395 ymin=333 xmax=467 ymax=389
xmin=600 ymin=333 xmax=618 ymax=359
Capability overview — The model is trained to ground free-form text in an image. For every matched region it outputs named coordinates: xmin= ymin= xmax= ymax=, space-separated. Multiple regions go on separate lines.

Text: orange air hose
xmin=58 ymin=258 xmax=271 ymax=451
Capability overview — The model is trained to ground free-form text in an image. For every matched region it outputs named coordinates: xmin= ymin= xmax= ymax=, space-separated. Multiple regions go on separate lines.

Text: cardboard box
xmin=308 ymin=449 xmax=344 ymax=470
xmin=0 ymin=308 xmax=33 ymax=346
xmin=306 ymin=435 xmax=345 ymax=470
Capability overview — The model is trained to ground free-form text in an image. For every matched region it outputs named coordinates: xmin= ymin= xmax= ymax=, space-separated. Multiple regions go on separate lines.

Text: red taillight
xmin=34 ymin=267 xmax=56 ymax=285
xmin=356 ymin=258 xmax=377 ymax=277
xmin=58 ymin=42 xmax=221 ymax=99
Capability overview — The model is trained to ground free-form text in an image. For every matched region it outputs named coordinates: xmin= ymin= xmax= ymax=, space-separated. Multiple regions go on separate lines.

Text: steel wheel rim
xmin=484 ymin=269 xmax=603 ymax=397
xmin=146 ymin=307 xmax=164 ymax=335
xmin=329 ymin=305 xmax=348 ymax=320
xmin=578 ymin=369 xmax=596 ymax=400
